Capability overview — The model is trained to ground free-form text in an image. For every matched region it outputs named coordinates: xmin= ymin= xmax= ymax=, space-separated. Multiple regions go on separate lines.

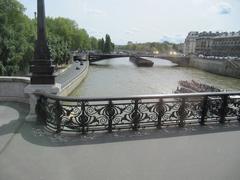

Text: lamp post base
xmin=24 ymin=84 xmax=61 ymax=122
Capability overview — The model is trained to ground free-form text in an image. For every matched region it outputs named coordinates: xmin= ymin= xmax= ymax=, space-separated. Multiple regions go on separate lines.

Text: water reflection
xmin=71 ymin=57 xmax=240 ymax=97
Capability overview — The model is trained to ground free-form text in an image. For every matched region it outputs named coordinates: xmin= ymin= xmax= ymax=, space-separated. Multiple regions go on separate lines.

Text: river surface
xmin=70 ymin=57 xmax=240 ymax=97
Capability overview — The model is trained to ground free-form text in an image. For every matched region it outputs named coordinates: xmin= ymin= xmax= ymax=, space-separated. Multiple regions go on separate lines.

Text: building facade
xmin=183 ymin=31 xmax=198 ymax=55
xmin=211 ymin=32 xmax=240 ymax=57
xmin=195 ymin=32 xmax=219 ymax=56
xmin=184 ymin=31 xmax=240 ymax=57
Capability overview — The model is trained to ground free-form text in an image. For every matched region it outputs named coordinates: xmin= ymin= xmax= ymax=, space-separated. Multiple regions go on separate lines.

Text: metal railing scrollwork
xmin=35 ymin=92 xmax=240 ymax=134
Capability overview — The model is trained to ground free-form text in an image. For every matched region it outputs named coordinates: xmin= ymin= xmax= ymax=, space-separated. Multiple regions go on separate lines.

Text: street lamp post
xmin=30 ymin=0 xmax=55 ymax=84
xmin=25 ymin=0 xmax=60 ymax=121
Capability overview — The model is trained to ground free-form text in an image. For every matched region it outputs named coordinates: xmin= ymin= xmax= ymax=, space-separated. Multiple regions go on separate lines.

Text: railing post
xmin=200 ymin=96 xmax=208 ymax=126
xmin=156 ymin=98 xmax=164 ymax=129
xmin=132 ymin=99 xmax=140 ymax=131
xmin=219 ymin=95 xmax=228 ymax=124
xmin=107 ymin=100 xmax=114 ymax=133
xmin=35 ymin=95 xmax=47 ymax=125
xmin=238 ymin=109 xmax=240 ymax=122
xmin=55 ymin=100 xmax=62 ymax=133
xmin=80 ymin=101 xmax=88 ymax=134
xmin=178 ymin=98 xmax=186 ymax=127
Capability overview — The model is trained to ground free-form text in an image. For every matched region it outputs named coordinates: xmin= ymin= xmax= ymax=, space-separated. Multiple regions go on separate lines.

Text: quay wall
xmin=159 ymin=56 xmax=190 ymax=67
xmin=189 ymin=57 xmax=240 ymax=79
xmin=0 ymin=77 xmax=30 ymax=104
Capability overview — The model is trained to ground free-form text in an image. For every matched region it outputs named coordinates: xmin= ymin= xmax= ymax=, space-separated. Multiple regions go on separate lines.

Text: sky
xmin=19 ymin=0 xmax=240 ymax=45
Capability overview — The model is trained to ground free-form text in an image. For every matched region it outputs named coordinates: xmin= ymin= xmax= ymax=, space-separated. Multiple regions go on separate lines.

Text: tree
xmin=0 ymin=0 xmax=113 ymax=75
xmin=98 ymin=38 xmax=105 ymax=53
xmin=103 ymin=34 xmax=112 ymax=53
xmin=90 ymin=37 xmax=98 ymax=50
xmin=117 ymin=41 xmax=177 ymax=54
xmin=48 ymin=35 xmax=70 ymax=65
xmin=0 ymin=0 xmax=35 ymax=75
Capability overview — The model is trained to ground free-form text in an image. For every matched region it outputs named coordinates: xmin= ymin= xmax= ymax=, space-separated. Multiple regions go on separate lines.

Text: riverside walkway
xmin=0 ymin=101 xmax=240 ymax=180
xmin=56 ymin=61 xmax=88 ymax=89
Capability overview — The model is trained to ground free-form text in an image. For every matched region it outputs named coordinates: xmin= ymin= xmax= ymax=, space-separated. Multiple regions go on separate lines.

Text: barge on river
xmin=129 ymin=56 xmax=154 ymax=67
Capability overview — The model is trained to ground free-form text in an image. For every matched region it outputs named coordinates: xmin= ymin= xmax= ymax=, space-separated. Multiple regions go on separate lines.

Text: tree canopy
xmin=117 ymin=42 xmax=178 ymax=55
xmin=0 ymin=0 xmax=115 ymax=75
xmin=0 ymin=0 xmax=35 ymax=75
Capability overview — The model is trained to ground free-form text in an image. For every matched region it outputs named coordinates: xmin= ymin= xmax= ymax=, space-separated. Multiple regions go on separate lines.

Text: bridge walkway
xmin=0 ymin=101 xmax=240 ymax=180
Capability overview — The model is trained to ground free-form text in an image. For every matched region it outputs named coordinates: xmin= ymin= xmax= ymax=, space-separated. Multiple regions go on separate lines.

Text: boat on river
xmin=175 ymin=80 xmax=221 ymax=93
xmin=129 ymin=56 xmax=154 ymax=67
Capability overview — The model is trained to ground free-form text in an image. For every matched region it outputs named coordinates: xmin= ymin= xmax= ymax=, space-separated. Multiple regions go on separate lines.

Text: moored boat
xmin=129 ymin=56 xmax=154 ymax=67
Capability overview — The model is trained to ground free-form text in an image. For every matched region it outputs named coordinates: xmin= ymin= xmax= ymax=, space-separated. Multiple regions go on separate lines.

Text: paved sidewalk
xmin=1 ymin=102 xmax=240 ymax=180
xmin=0 ymin=102 xmax=29 ymax=154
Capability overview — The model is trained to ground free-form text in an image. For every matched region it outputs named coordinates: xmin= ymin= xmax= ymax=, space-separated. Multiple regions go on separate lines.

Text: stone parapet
xmin=0 ymin=77 xmax=30 ymax=104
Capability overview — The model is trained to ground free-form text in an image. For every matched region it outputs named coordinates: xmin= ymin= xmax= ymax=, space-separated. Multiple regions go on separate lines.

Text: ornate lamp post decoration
xmin=30 ymin=0 xmax=55 ymax=84
xmin=25 ymin=0 xmax=60 ymax=122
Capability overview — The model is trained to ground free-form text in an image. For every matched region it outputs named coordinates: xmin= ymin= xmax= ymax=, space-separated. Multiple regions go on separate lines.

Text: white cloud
xmin=85 ymin=8 xmax=106 ymax=16
xmin=159 ymin=35 xmax=185 ymax=43
xmin=212 ymin=2 xmax=232 ymax=15
xmin=125 ymin=28 xmax=141 ymax=35
xmin=192 ymin=0 xmax=207 ymax=5
xmin=86 ymin=27 xmax=104 ymax=38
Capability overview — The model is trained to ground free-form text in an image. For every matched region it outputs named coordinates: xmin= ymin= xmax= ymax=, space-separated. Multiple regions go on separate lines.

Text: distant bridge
xmin=88 ymin=54 xmax=130 ymax=62
xmin=87 ymin=53 xmax=190 ymax=67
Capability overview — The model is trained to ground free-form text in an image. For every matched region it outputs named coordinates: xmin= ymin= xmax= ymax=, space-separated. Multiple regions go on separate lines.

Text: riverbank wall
xmin=189 ymin=57 xmax=240 ymax=79
xmin=158 ymin=56 xmax=190 ymax=67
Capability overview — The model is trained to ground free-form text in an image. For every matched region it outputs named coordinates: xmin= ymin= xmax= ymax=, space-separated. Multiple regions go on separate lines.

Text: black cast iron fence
xmin=35 ymin=92 xmax=240 ymax=134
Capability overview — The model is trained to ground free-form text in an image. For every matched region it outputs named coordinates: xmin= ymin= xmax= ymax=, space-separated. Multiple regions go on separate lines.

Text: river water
xmin=70 ymin=57 xmax=240 ymax=97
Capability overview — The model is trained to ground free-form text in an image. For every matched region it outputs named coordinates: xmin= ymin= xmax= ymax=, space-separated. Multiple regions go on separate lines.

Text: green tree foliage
xmin=118 ymin=41 xmax=178 ymax=54
xmin=0 ymin=0 xmax=35 ymax=75
xmin=0 ymin=0 xmax=115 ymax=76
xmin=90 ymin=37 xmax=98 ymax=50
xmin=96 ymin=34 xmax=115 ymax=53
xmin=103 ymin=34 xmax=111 ymax=53
xmin=98 ymin=38 xmax=105 ymax=53
xmin=48 ymin=35 xmax=70 ymax=65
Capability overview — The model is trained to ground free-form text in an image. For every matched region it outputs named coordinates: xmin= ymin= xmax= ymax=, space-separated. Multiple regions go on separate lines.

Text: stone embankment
xmin=160 ymin=55 xmax=240 ymax=78
xmin=159 ymin=56 xmax=190 ymax=67
xmin=189 ymin=57 xmax=240 ymax=79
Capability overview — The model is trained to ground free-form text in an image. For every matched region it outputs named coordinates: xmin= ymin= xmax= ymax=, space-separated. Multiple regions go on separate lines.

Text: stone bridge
xmin=87 ymin=53 xmax=190 ymax=66
xmin=88 ymin=54 xmax=130 ymax=62
xmin=156 ymin=56 xmax=190 ymax=66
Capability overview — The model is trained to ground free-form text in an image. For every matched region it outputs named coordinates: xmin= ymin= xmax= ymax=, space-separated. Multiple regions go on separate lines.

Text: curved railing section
xmin=35 ymin=92 xmax=240 ymax=134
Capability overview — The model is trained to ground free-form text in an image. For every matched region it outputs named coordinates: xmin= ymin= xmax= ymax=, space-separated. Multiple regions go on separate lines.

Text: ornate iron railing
xmin=35 ymin=92 xmax=240 ymax=134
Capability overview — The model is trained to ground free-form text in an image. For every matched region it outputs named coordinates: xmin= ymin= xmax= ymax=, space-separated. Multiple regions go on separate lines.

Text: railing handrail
xmin=35 ymin=91 xmax=240 ymax=102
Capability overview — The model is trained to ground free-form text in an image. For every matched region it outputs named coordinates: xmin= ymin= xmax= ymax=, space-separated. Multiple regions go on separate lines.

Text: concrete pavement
xmin=0 ymin=102 xmax=240 ymax=180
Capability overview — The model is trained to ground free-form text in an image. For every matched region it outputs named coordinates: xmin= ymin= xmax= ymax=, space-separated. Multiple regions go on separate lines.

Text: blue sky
xmin=19 ymin=0 xmax=240 ymax=45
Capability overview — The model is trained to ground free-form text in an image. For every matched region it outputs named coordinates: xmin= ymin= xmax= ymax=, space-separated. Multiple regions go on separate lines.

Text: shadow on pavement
xmin=0 ymin=102 xmax=29 ymax=136
xmin=21 ymin=119 xmax=240 ymax=147
xmin=1 ymin=102 xmax=240 ymax=148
